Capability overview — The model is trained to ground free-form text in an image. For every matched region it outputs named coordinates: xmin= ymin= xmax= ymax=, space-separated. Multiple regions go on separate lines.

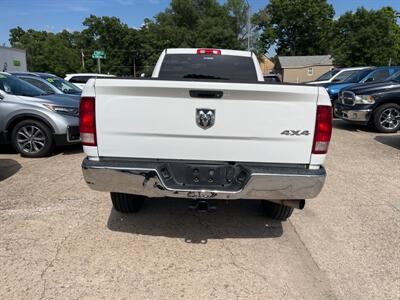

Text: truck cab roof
xmin=165 ymin=48 xmax=253 ymax=57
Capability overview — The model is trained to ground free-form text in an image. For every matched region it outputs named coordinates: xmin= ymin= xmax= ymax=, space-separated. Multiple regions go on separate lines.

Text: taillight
xmin=312 ymin=105 xmax=332 ymax=154
xmin=79 ymin=97 xmax=96 ymax=146
xmin=197 ymin=48 xmax=221 ymax=55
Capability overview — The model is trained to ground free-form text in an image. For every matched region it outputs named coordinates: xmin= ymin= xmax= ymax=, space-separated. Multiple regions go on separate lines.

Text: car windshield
xmin=316 ymin=69 xmax=340 ymax=81
xmin=0 ymin=73 xmax=45 ymax=97
xmin=344 ymin=69 xmax=374 ymax=83
xmin=44 ymin=77 xmax=81 ymax=94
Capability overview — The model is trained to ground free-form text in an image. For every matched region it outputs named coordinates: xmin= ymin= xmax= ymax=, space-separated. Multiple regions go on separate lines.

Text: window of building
xmin=307 ymin=67 xmax=314 ymax=76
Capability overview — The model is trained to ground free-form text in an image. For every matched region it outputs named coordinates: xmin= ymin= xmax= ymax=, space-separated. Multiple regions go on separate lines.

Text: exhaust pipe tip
xmin=269 ymin=199 xmax=305 ymax=210
xmin=298 ymin=200 xmax=305 ymax=210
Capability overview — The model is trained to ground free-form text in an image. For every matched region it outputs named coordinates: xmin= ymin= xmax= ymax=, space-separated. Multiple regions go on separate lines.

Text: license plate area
xmin=158 ymin=163 xmax=249 ymax=191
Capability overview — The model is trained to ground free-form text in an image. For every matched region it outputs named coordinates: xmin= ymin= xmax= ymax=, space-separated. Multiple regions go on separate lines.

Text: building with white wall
xmin=0 ymin=46 xmax=27 ymax=72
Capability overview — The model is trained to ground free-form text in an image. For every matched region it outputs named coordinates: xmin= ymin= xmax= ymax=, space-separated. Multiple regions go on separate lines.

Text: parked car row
xmin=12 ymin=72 xmax=82 ymax=96
xmin=0 ymin=71 xmax=120 ymax=157
xmin=335 ymin=72 xmax=400 ymax=133
xmin=1 ymin=61 xmax=397 ymax=160
xmin=307 ymin=66 xmax=400 ymax=133
xmin=0 ymin=72 xmax=81 ymax=157
xmin=306 ymin=67 xmax=369 ymax=86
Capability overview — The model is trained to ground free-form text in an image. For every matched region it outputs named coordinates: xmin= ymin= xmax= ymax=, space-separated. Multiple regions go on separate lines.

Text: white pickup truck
xmin=80 ymin=48 xmax=332 ymax=220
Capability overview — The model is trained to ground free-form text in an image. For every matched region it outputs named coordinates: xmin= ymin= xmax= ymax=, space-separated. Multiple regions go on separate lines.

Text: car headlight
xmin=326 ymin=88 xmax=336 ymax=95
xmin=42 ymin=104 xmax=79 ymax=116
xmin=354 ymin=95 xmax=375 ymax=104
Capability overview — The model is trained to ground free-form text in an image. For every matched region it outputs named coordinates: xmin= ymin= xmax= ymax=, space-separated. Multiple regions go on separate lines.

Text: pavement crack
xmin=385 ymin=201 xmax=400 ymax=213
xmin=288 ymin=220 xmax=337 ymax=299
xmin=194 ymin=214 xmax=267 ymax=293
xmin=221 ymin=238 xmax=269 ymax=286
xmin=39 ymin=209 xmax=93 ymax=300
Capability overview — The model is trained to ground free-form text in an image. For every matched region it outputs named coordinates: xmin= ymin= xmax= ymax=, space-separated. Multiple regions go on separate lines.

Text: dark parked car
xmin=323 ymin=66 xmax=400 ymax=102
xmin=263 ymin=74 xmax=281 ymax=83
xmin=335 ymin=71 xmax=400 ymax=133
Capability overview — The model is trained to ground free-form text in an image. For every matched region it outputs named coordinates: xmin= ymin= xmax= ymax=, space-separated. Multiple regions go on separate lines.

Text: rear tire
xmin=111 ymin=192 xmax=145 ymax=213
xmin=372 ymin=103 xmax=400 ymax=133
xmin=261 ymin=200 xmax=293 ymax=221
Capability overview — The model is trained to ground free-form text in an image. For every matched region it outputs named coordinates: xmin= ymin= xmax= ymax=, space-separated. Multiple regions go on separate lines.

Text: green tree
xmin=224 ymin=0 xmax=251 ymax=48
xmin=9 ymin=16 xmax=144 ymax=76
xmin=78 ymin=15 xmax=142 ymax=75
xmin=332 ymin=7 xmax=400 ymax=67
xmin=8 ymin=0 xmax=252 ymax=76
xmin=256 ymin=0 xmax=335 ymax=56
xmin=224 ymin=0 xmax=267 ymax=55
xmin=9 ymin=27 xmax=81 ymax=75
xmin=139 ymin=0 xmax=242 ymax=70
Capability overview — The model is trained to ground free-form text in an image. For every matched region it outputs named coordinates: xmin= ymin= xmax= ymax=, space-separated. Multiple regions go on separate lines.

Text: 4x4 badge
xmin=281 ymin=130 xmax=310 ymax=136
xmin=196 ymin=109 xmax=215 ymax=129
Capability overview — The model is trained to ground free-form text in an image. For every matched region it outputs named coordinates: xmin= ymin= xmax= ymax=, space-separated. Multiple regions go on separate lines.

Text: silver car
xmin=0 ymin=72 xmax=80 ymax=157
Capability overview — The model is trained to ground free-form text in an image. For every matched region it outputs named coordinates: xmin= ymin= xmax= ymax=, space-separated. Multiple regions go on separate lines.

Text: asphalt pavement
xmin=0 ymin=120 xmax=399 ymax=299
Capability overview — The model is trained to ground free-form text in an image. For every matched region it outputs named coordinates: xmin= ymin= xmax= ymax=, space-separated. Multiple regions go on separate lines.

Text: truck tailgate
xmin=94 ymin=79 xmax=319 ymax=164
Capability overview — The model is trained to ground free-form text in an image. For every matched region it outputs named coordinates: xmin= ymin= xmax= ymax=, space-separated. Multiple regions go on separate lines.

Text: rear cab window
xmin=158 ymin=54 xmax=258 ymax=82
xmin=69 ymin=76 xmax=91 ymax=84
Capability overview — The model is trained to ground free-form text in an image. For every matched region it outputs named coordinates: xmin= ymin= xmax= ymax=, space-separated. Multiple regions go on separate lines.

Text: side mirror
xmin=140 ymin=73 xmax=146 ymax=78
xmin=365 ymin=77 xmax=374 ymax=83
xmin=0 ymin=91 xmax=4 ymax=100
xmin=332 ymin=78 xmax=341 ymax=82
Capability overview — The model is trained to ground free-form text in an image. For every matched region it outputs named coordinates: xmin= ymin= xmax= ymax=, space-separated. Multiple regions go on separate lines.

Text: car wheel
xmin=111 ymin=192 xmax=145 ymax=213
xmin=372 ymin=103 xmax=400 ymax=133
xmin=261 ymin=200 xmax=293 ymax=221
xmin=11 ymin=119 xmax=54 ymax=158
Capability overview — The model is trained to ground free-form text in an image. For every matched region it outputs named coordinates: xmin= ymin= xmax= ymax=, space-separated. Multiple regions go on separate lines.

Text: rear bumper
xmin=82 ymin=158 xmax=326 ymax=200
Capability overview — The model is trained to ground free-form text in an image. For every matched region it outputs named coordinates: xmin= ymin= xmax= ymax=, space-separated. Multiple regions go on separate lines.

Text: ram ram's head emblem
xmin=196 ymin=109 xmax=215 ymax=129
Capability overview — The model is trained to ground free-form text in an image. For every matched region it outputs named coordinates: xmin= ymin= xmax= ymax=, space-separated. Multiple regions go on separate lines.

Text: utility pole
xmin=133 ymin=51 xmax=136 ymax=77
xmin=81 ymin=49 xmax=85 ymax=69
xmin=245 ymin=0 xmax=251 ymax=50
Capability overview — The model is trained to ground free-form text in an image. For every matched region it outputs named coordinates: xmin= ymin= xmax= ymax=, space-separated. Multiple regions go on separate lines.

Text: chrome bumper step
xmin=82 ymin=158 xmax=326 ymax=200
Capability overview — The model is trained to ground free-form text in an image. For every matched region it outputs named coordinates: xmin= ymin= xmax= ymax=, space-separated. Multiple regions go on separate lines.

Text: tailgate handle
xmin=189 ymin=90 xmax=223 ymax=99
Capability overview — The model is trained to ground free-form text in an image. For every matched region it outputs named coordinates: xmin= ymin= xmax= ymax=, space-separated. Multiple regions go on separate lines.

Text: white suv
xmin=65 ymin=73 xmax=116 ymax=89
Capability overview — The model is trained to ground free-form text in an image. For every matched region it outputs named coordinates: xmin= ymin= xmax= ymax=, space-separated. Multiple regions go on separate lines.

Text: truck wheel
xmin=11 ymin=119 xmax=54 ymax=158
xmin=261 ymin=200 xmax=293 ymax=221
xmin=372 ymin=103 xmax=400 ymax=133
xmin=111 ymin=192 xmax=144 ymax=213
